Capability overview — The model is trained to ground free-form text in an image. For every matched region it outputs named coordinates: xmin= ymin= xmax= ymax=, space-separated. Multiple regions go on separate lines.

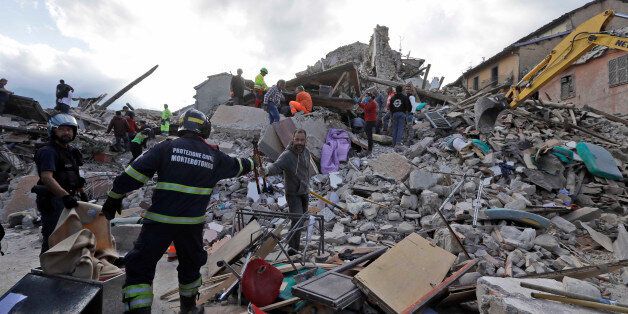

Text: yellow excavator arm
xmin=475 ymin=10 xmax=627 ymax=133
xmin=506 ymin=10 xmax=628 ymax=107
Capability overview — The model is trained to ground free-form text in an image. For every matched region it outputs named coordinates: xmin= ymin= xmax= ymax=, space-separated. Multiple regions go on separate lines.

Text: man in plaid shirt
xmin=263 ymin=79 xmax=285 ymax=124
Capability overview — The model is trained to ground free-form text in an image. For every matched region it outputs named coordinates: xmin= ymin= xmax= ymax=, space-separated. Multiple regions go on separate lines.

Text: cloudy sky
xmin=0 ymin=0 xmax=592 ymax=111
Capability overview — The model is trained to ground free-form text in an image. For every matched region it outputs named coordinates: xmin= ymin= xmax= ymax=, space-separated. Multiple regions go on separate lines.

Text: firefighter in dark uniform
xmin=102 ymin=109 xmax=256 ymax=313
xmin=33 ymin=113 xmax=86 ymax=254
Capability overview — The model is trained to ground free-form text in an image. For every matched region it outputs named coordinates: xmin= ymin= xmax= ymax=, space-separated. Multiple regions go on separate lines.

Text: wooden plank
xmin=330 ymin=71 xmax=349 ymax=97
xmin=352 ymin=233 xmax=456 ymax=313
xmin=204 ymin=220 xmax=262 ymax=279
xmin=259 ymin=297 xmax=300 ymax=311
xmin=401 ymin=259 xmax=477 ymax=313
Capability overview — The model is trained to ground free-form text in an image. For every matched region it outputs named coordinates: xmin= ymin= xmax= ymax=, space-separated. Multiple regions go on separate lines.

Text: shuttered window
xmin=609 ymin=54 xmax=627 ymax=87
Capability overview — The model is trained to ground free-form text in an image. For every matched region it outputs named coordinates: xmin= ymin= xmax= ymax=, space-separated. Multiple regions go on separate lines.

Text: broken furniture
xmin=291 ymin=247 xmax=387 ymax=311
xmin=234 ymin=209 xmax=326 ymax=255
xmin=353 ymin=233 xmax=456 ymax=313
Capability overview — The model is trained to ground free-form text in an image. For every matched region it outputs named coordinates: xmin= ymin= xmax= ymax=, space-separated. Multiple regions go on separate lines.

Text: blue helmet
xmin=47 ymin=113 xmax=78 ymax=140
xmin=177 ymin=109 xmax=211 ymax=139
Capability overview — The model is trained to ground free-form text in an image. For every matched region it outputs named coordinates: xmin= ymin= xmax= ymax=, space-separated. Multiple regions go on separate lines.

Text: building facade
xmin=462 ymin=0 xmax=627 ymax=93
xmin=539 ymin=49 xmax=627 ymax=113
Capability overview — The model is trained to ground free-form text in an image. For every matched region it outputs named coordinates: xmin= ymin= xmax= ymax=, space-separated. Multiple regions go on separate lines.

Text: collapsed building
xmin=1 ymin=3 xmax=628 ymax=313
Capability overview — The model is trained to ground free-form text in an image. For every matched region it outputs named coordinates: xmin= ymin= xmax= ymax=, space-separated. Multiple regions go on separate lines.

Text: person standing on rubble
xmin=129 ymin=128 xmax=150 ymax=163
xmin=33 ymin=113 xmax=87 ymax=254
xmin=263 ymin=79 xmax=285 ymax=124
xmin=390 ymin=85 xmax=411 ymax=147
xmin=101 ymin=109 xmax=256 ymax=313
xmin=55 ymin=79 xmax=74 ymax=113
xmin=126 ymin=110 xmax=138 ymax=145
xmin=359 ymin=92 xmax=378 ymax=153
xmin=107 ymin=111 xmax=131 ymax=152
xmin=230 ymin=68 xmax=246 ymax=106
xmin=374 ymin=89 xmax=387 ymax=134
xmin=0 ymin=78 xmax=13 ymax=114
xmin=262 ymin=129 xmax=312 ymax=252
xmin=289 ymin=85 xmax=313 ymax=115
xmin=161 ymin=104 xmax=171 ymax=136
xmin=254 ymin=67 xmax=269 ymax=108
xmin=381 ymin=87 xmax=395 ymax=135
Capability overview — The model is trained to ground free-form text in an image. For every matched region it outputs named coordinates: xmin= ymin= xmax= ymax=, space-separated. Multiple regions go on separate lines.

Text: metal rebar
xmin=434 ymin=176 xmax=471 ymax=259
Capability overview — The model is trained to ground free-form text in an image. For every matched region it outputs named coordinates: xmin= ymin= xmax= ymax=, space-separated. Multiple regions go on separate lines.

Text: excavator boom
xmin=474 ymin=10 xmax=628 ymax=133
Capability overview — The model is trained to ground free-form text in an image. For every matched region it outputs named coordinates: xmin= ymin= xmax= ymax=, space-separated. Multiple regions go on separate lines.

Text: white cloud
xmin=1 ymin=0 xmax=592 ymax=110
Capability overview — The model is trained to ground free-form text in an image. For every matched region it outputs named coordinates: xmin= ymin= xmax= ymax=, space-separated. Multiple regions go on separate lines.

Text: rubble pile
xmin=1 ymin=24 xmax=627 ymax=314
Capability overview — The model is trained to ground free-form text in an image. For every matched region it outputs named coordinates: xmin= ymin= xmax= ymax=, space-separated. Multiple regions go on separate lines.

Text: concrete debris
xmin=2 ymin=17 xmax=628 ymax=314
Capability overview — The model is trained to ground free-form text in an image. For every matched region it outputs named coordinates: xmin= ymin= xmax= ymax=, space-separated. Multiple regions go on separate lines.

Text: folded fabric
xmin=42 ymin=202 xmax=122 ymax=280
xmin=40 ymin=229 xmax=101 ymax=280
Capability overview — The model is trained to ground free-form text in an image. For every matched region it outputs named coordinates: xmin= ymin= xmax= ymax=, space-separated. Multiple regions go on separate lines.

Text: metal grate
xmin=425 ymin=110 xmax=452 ymax=129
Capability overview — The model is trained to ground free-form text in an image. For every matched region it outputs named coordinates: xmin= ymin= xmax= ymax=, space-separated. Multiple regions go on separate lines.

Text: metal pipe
xmin=531 ymin=293 xmax=628 ymax=313
xmin=521 ymin=282 xmax=628 ymax=308
xmin=434 ymin=176 xmax=471 ymax=259
xmin=332 ymin=247 xmax=387 ymax=273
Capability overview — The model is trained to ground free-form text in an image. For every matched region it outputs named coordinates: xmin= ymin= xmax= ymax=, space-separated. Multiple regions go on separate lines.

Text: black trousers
xmin=36 ymin=195 xmax=65 ymax=254
xmin=123 ymin=222 xmax=206 ymax=309
xmin=286 ymin=194 xmax=308 ymax=251
xmin=129 ymin=142 xmax=143 ymax=163
xmin=365 ymin=121 xmax=375 ymax=151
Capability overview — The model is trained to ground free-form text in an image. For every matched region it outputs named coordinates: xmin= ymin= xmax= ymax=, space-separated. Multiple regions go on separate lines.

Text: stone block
xmin=562 ymin=207 xmax=601 ymax=222
xmin=258 ymin=124 xmax=284 ymax=161
xmin=370 ymin=153 xmax=412 ymax=182
xmin=408 ymin=170 xmax=438 ymax=193
xmin=550 ymin=216 xmax=576 ymax=233
xmin=477 ymin=277 xmax=601 ymax=314
xmin=400 ymin=194 xmax=418 ymax=210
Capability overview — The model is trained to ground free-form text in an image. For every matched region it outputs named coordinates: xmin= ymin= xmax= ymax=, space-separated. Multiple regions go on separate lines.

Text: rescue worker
xmin=262 ymin=129 xmax=312 ymax=252
xmin=102 ymin=109 xmax=256 ymax=313
xmin=289 ymin=85 xmax=313 ymax=115
xmin=33 ymin=113 xmax=86 ymax=254
xmin=254 ymin=67 xmax=269 ymax=108
xmin=129 ymin=128 xmax=150 ymax=163
xmin=161 ymin=104 xmax=171 ymax=136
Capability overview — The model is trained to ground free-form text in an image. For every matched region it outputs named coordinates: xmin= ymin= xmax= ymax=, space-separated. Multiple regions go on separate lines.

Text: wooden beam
xmin=330 ymin=71 xmax=349 ymax=97
xmin=583 ymin=105 xmax=628 ymax=126
xmin=98 ymin=64 xmax=158 ymax=111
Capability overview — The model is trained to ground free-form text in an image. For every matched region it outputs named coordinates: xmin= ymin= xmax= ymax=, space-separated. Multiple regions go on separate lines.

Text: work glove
xmin=102 ymin=196 xmax=123 ymax=220
xmin=62 ymin=195 xmax=79 ymax=209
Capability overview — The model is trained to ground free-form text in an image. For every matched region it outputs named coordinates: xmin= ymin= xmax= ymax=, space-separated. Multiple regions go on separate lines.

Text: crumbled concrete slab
xmin=370 ymin=153 xmax=412 ymax=182
xmin=210 ymin=105 xmax=270 ymax=139
xmin=258 ymin=123 xmax=284 ymax=161
xmin=550 ymin=216 xmax=576 ymax=233
xmin=476 ymin=276 xmax=604 ymax=314
xmin=562 ymin=276 xmax=601 ymax=299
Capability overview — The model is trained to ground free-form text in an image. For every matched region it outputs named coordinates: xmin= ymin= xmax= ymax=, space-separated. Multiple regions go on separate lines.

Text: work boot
xmin=179 ymin=295 xmax=200 ymax=314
